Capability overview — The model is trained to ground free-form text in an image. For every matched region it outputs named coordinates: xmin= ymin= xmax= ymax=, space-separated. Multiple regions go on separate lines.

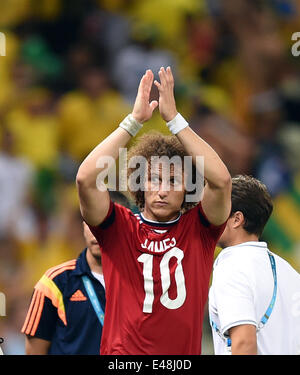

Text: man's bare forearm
xmin=176 ymin=126 xmax=231 ymax=189
xmin=229 ymin=325 xmax=257 ymax=355
xmin=231 ymin=341 xmax=257 ymax=355
xmin=25 ymin=336 xmax=51 ymax=355
xmin=76 ymin=70 xmax=158 ymax=226
xmin=154 ymin=66 xmax=230 ymax=190
xmin=76 ymin=127 xmax=131 ymax=225
xmin=76 ymin=127 xmax=131 ymax=188
xmin=77 ymin=69 xmax=158 ymax=188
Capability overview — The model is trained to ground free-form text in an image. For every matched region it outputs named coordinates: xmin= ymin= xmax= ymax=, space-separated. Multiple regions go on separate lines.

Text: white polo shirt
xmin=209 ymin=241 xmax=300 ymax=355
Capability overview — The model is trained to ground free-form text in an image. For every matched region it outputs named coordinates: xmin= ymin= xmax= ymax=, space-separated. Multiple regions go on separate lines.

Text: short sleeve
xmin=212 ymin=259 xmax=257 ymax=335
xmin=87 ymin=201 xmax=133 ymax=250
xmin=21 ymin=290 xmax=58 ymax=340
xmin=197 ymin=202 xmax=227 ymax=241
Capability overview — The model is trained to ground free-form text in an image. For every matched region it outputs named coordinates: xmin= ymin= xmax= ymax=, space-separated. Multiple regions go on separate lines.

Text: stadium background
xmin=0 ymin=0 xmax=299 ymax=355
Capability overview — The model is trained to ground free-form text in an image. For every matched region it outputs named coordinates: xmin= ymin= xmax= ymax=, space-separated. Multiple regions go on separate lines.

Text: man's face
xmin=143 ymin=162 xmax=186 ymax=222
xmin=83 ymin=222 xmax=102 ymax=260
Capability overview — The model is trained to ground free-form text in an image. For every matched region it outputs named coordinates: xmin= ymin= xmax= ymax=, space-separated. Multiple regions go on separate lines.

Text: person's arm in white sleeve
xmin=212 ymin=258 xmax=258 ymax=353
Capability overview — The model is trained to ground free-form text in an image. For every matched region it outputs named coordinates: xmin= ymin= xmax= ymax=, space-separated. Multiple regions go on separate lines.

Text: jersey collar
xmin=138 ymin=212 xmax=181 ymax=228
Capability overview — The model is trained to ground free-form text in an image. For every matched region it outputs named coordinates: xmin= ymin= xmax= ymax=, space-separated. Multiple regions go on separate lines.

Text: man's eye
xmin=151 ymin=176 xmax=160 ymax=183
xmin=172 ymin=178 xmax=181 ymax=185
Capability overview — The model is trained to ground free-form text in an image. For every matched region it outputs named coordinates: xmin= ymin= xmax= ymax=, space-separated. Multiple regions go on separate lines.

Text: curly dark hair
xmin=127 ymin=132 xmax=199 ymax=212
xmin=231 ymin=175 xmax=273 ymax=237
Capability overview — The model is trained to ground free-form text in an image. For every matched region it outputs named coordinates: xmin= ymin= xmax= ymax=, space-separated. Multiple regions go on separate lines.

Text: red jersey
xmin=88 ymin=201 xmax=226 ymax=355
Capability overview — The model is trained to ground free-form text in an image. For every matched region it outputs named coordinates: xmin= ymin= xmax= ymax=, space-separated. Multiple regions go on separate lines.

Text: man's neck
xmin=224 ymin=233 xmax=259 ymax=248
xmin=86 ymin=249 xmax=103 ymax=274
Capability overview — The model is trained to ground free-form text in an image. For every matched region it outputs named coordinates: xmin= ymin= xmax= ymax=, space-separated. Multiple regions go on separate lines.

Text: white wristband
xmin=119 ymin=114 xmax=143 ymax=137
xmin=166 ymin=113 xmax=189 ymax=135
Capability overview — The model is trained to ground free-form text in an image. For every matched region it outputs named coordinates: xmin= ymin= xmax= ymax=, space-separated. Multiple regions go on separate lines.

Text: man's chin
xmin=90 ymin=246 xmax=102 ymax=257
xmin=153 ymin=209 xmax=178 ymax=222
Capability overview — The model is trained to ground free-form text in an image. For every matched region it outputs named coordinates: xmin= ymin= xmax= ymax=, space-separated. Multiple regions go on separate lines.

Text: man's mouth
xmin=154 ymin=201 xmax=168 ymax=206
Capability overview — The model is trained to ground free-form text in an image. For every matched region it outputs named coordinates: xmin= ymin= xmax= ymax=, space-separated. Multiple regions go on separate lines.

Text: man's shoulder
xmin=214 ymin=246 xmax=249 ymax=270
xmin=114 ymin=202 xmax=135 ymax=216
xmin=274 ymin=253 xmax=300 ymax=278
xmin=101 ymin=201 xmax=135 ymax=228
xmin=214 ymin=242 xmax=270 ymax=272
xmin=181 ymin=203 xmax=204 ymax=224
xmin=42 ymin=259 xmax=78 ymax=288
xmin=181 ymin=203 xmax=226 ymax=244
xmin=182 ymin=202 xmax=226 ymax=228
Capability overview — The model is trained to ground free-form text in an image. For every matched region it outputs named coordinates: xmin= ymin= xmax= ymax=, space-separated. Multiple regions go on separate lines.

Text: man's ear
xmin=232 ymin=211 xmax=245 ymax=229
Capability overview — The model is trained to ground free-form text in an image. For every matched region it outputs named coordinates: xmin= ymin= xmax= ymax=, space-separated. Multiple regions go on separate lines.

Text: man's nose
xmin=158 ymin=182 xmax=169 ymax=197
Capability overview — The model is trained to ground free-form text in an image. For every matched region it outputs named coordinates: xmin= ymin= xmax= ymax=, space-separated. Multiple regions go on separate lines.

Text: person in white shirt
xmin=209 ymin=175 xmax=300 ymax=355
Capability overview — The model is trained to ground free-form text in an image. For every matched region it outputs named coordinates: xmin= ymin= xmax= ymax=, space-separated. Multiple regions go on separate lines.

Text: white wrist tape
xmin=166 ymin=113 xmax=189 ymax=135
xmin=119 ymin=114 xmax=143 ymax=137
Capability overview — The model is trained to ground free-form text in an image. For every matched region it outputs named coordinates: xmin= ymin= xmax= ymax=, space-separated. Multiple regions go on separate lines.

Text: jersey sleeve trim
xmin=221 ymin=320 xmax=258 ymax=337
xmin=21 ymin=289 xmax=45 ymax=336
xmin=98 ymin=200 xmax=115 ymax=229
xmin=198 ymin=203 xmax=210 ymax=228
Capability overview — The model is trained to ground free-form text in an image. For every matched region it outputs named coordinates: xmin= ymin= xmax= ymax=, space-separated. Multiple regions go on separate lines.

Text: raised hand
xmin=154 ymin=66 xmax=178 ymax=122
xmin=132 ymin=69 xmax=158 ymax=123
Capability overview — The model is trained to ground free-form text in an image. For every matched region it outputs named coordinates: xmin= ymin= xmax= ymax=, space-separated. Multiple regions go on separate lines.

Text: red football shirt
xmin=89 ymin=201 xmax=226 ymax=355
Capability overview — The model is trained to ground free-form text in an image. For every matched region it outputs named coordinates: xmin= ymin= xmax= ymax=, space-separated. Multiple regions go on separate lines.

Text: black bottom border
xmin=0 ymin=354 xmax=297 ymax=373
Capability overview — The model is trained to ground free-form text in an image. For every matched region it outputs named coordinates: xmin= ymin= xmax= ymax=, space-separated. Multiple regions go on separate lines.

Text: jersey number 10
xmin=138 ymin=247 xmax=186 ymax=313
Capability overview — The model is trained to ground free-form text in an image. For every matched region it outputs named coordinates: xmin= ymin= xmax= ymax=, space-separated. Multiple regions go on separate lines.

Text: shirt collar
xmin=72 ymin=248 xmax=93 ymax=277
xmin=215 ymin=241 xmax=268 ymax=267
xmin=224 ymin=241 xmax=268 ymax=250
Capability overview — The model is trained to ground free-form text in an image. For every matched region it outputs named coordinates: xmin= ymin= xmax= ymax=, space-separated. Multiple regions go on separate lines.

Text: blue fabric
xmin=34 ymin=249 xmax=105 ymax=355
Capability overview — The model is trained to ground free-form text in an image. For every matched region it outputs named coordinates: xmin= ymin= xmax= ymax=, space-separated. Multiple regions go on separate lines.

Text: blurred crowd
xmin=0 ymin=0 xmax=300 ymax=354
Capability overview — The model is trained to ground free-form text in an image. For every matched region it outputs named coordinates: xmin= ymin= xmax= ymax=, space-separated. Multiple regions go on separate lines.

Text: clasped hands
xmin=132 ymin=67 xmax=178 ymax=125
